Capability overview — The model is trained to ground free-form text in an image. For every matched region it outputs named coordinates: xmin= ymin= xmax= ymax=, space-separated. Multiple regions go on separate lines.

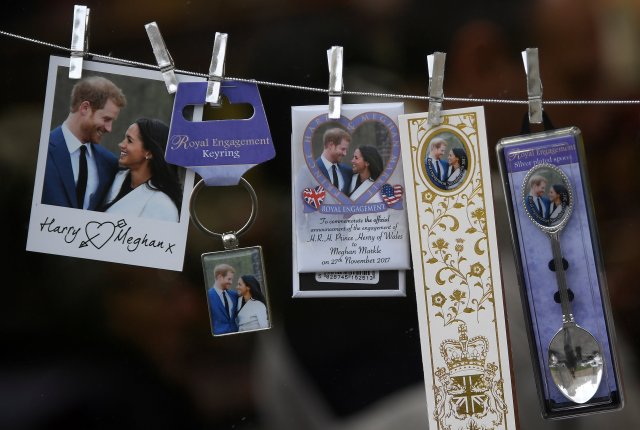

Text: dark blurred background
xmin=1 ymin=0 xmax=639 ymax=429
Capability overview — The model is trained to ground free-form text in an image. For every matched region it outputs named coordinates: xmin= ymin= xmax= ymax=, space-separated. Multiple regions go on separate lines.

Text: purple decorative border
xmin=302 ymin=112 xmax=401 ymax=214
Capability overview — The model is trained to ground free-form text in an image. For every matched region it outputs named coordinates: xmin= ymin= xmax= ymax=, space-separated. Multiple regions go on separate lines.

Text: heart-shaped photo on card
xmin=302 ymin=112 xmax=401 ymax=206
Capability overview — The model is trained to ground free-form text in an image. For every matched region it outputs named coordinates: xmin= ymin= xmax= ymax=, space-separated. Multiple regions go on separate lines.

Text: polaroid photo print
xmin=26 ymin=56 xmax=199 ymax=271
xmin=202 ymin=246 xmax=271 ymax=336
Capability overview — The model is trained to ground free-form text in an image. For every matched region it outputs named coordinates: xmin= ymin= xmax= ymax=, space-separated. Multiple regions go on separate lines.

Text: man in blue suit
xmin=525 ymin=174 xmax=551 ymax=224
xmin=42 ymin=76 xmax=127 ymax=210
xmin=424 ymin=137 xmax=449 ymax=190
xmin=207 ymin=263 xmax=239 ymax=335
xmin=316 ymin=127 xmax=352 ymax=195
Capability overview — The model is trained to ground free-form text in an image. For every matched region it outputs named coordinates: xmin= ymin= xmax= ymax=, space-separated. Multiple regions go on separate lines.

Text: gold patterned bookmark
xmin=399 ymin=107 xmax=517 ymax=430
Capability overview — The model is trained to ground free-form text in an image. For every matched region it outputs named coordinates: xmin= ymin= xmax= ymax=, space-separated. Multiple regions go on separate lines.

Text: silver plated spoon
xmin=522 ymin=163 xmax=603 ymax=404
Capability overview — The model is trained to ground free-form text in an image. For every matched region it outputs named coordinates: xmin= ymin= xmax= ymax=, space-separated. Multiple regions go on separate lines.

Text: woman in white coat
xmin=101 ymin=118 xmax=181 ymax=222
xmin=235 ymin=275 xmax=269 ymax=332
xmin=445 ymin=147 xmax=468 ymax=190
xmin=548 ymin=183 xmax=569 ymax=224
xmin=348 ymin=145 xmax=384 ymax=201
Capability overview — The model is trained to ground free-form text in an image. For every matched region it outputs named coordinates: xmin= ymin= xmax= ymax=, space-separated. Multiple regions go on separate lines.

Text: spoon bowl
xmin=548 ymin=323 xmax=604 ymax=403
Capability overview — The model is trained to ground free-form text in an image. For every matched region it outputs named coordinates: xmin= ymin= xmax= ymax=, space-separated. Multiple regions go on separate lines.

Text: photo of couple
xmin=524 ymin=173 xmax=571 ymax=226
xmin=42 ymin=74 xmax=182 ymax=222
xmin=315 ymin=127 xmax=386 ymax=201
xmin=423 ymin=134 xmax=469 ymax=191
xmin=203 ymin=256 xmax=270 ymax=336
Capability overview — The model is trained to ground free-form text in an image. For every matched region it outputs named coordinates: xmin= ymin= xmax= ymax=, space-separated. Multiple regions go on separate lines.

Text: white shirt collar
xmin=320 ymin=154 xmax=337 ymax=172
xmin=61 ymin=121 xmax=93 ymax=157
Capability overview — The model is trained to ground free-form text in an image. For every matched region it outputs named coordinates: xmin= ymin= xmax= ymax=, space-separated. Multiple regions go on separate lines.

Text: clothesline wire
xmin=3 ymin=29 xmax=640 ymax=106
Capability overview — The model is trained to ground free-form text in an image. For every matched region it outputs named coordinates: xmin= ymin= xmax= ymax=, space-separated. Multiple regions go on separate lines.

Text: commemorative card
xmin=26 ymin=56 xmax=198 ymax=271
xmin=399 ymin=107 xmax=517 ymax=430
xmin=291 ymin=103 xmax=410 ymax=297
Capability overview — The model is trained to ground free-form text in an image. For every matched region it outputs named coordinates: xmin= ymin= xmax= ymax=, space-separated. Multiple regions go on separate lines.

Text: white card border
xmin=291 ymin=102 xmax=408 ymax=297
xmin=26 ymin=56 xmax=202 ymax=271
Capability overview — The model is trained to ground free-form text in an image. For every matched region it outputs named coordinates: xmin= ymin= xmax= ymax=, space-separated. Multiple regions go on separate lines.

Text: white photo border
xmin=26 ymin=56 xmax=201 ymax=271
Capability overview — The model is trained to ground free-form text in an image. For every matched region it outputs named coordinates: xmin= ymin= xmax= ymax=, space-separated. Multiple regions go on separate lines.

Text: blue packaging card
xmin=167 ymin=81 xmax=275 ymax=185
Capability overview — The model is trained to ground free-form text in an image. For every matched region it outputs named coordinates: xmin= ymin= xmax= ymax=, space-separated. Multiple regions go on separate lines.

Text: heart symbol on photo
xmin=81 ymin=221 xmax=117 ymax=249
xmin=302 ymin=112 xmax=400 ymax=206
xmin=381 ymin=183 xmax=404 ymax=207
xmin=302 ymin=185 xmax=326 ymax=210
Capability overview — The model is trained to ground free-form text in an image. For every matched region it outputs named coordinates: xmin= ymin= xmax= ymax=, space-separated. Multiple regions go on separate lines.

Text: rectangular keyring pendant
xmin=201 ymin=246 xmax=271 ymax=336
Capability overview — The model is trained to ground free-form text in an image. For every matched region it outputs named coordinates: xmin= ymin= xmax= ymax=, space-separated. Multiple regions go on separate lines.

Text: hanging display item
xmin=399 ymin=106 xmax=517 ymax=430
xmin=26 ymin=56 xmax=197 ymax=271
xmin=189 ymin=178 xmax=271 ymax=336
xmin=291 ymin=103 xmax=410 ymax=297
xmin=167 ymin=76 xmax=275 ymax=336
xmin=496 ymin=127 xmax=623 ymax=418
xmin=166 ymin=80 xmax=275 ymax=186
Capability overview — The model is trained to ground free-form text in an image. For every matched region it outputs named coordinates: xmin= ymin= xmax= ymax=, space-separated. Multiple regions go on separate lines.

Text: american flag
xmin=303 ymin=186 xmax=326 ymax=209
xmin=381 ymin=183 xmax=403 ymax=206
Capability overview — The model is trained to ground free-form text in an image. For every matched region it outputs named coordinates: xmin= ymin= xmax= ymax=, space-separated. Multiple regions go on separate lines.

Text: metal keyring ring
xmin=189 ymin=178 xmax=258 ymax=239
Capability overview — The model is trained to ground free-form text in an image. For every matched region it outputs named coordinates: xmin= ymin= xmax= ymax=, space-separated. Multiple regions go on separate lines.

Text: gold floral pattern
xmin=422 ymin=189 xmax=436 ymax=204
xmin=472 ymin=207 xmax=486 ymax=223
xmin=433 ymin=238 xmax=449 ymax=252
xmin=470 ymin=262 xmax=486 ymax=277
xmin=414 ymin=115 xmax=494 ymax=327
xmin=432 ymin=292 xmax=447 ymax=307
xmin=450 ymin=289 xmax=466 ymax=302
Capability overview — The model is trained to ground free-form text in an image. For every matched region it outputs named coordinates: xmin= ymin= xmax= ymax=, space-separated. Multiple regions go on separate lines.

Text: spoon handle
xmin=550 ymin=232 xmax=574 ymax=324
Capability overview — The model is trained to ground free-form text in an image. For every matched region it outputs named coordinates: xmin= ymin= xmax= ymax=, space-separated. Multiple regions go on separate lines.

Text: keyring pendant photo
xmin=190 ymin=178 xmax=271 ymax=336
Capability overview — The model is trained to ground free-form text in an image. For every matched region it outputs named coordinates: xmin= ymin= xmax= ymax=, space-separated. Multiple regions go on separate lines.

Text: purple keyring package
xmin=496 ymin=127 xmax=623 ymax=419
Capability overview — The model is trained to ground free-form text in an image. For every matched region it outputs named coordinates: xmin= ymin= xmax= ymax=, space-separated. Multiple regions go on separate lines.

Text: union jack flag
xmin=303 ymin=185 xmax=326 ymax=210
xmin=451 ymin=374 xmax=487 ymax=416
xmin=381 ymin=183 xmax=403 ymax=206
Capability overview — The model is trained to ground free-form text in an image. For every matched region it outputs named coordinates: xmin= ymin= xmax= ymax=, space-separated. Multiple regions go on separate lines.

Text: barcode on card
xmin=315 ymin=271 xmax=379 ymax=284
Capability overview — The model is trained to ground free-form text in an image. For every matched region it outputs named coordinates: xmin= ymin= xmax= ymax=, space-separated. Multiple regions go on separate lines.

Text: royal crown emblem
xmin=440 ymin=323 xmax=489 ymax=375
xmin=434 ymin=323 xmax=506 ymax=430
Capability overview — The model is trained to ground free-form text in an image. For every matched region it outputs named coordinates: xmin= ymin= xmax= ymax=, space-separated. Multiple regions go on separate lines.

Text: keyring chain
xmin=189 ymin=178 xmax=258 ymax=249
